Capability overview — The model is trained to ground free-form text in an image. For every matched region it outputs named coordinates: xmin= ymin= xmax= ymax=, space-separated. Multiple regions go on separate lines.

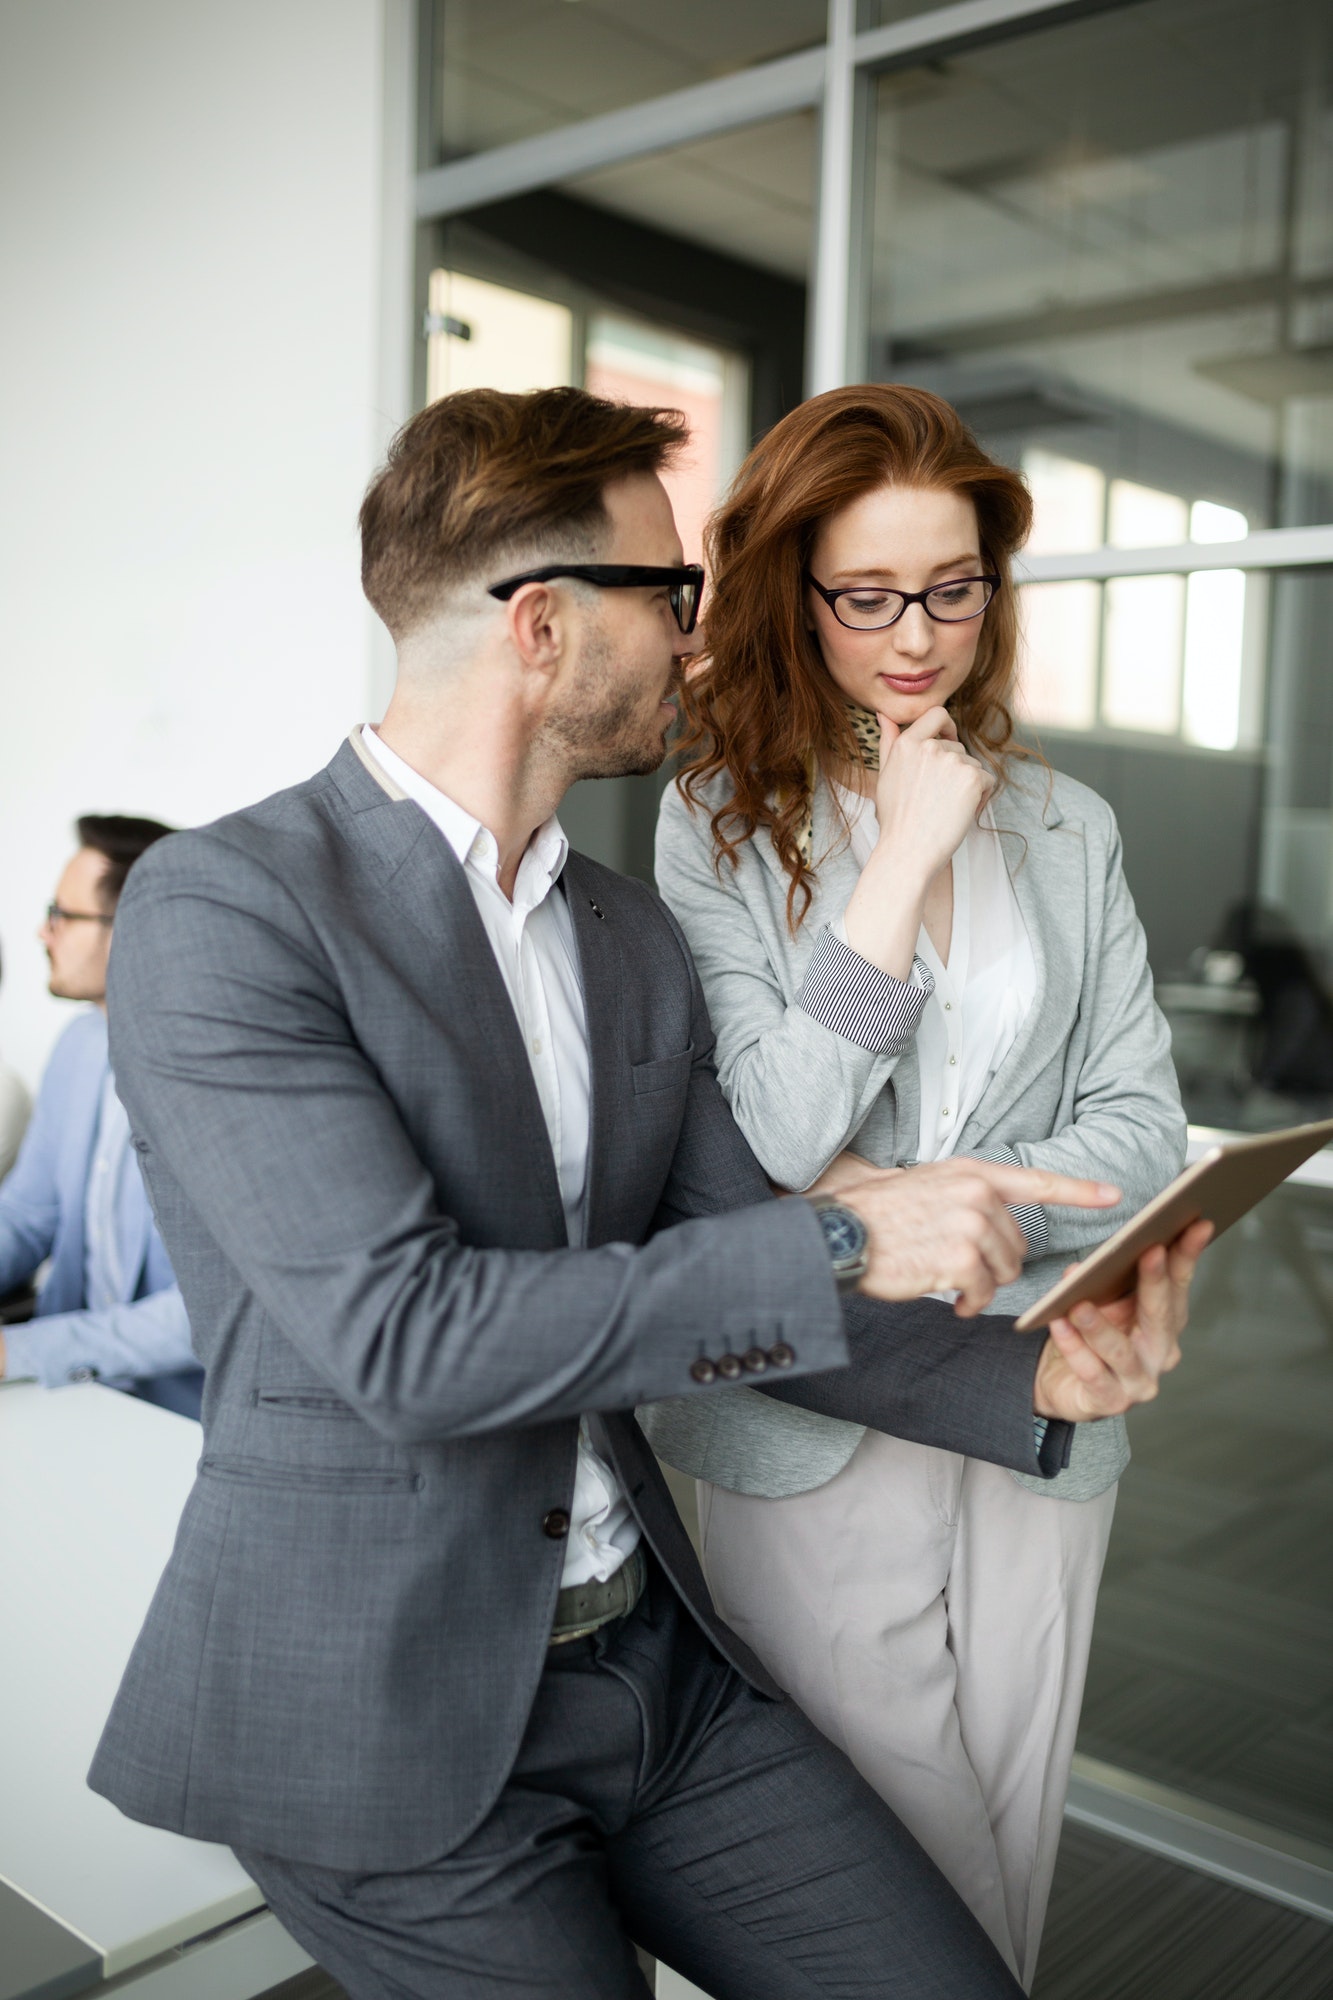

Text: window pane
xmin=1108 ymin=480 xmax=1189 ymax=550
xmin=562 ymin=111 xmax=814 ymax=288
xmin=426 ymin=115 xmax=812 ymax=889
xmin=1182 ymin=568 xmax=1247 ymax=750
xmin=1191 ymin=499 xmax=1249 ymax=543
xmin=430 ymin=0 xmax=826 ymax=159
xmin=584 ymin=315 xmax=747 ymax=564
xmin=1102 ymin=574 xmax=1185 ymax=733
xmin=425 ymin=271 xmax=573 ymax=400
xmin=1023 ymin=449 xmax=1105 ymax=555
xmin=1017 ymin=579 xmax=1100 ymax=729
xmin=866 ymin=0 xmax=1333 ymax=538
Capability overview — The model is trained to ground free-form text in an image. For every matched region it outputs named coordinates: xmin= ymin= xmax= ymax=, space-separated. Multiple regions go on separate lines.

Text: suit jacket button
xmin=542 ymin=1508 xmax=570 ymax=1539
xmin=717 ymin=1354 xmax=743 ymax=1380
xmin=769 ymin=1343 xmax=795 ymax=1369
xmin=689 ymin=1358 xmax=717 ymax=1385
xmin=742 ymin=1348 xmax=769 ymax=1374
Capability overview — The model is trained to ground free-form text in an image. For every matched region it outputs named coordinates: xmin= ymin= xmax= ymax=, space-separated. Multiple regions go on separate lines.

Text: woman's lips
xmin=878 ymin=668 xmax=942 ymax=695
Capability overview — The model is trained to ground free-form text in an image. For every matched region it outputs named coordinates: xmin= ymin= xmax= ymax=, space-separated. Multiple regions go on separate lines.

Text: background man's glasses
xmin=806 ymin=572 xmax=999 ymax=632
xmin=45 ymin=903 xmax=113 ymax=927
xmin=488 ymin=564 xmax=704 ymax=635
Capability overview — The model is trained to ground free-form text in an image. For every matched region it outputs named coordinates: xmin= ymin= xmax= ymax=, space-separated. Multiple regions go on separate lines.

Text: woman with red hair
xmin=640 ymin=385 xmax=1185 ymax=1987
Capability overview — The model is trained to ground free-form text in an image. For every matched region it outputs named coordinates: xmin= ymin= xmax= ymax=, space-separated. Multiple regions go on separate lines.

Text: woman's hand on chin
xmin=872 ymin=707 xmax=995 ymax=883
xmin=840 ymin=706 xmax=995 ymax=979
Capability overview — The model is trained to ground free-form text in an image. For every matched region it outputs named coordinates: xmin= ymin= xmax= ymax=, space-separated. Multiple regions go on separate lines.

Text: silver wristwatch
xmin=809 ymin=1195 xmax=871 ymax=1294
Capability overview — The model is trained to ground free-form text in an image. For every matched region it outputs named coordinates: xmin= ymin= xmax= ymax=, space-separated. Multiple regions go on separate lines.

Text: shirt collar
xmin=356 ymin=724 xmax=569 ymax=908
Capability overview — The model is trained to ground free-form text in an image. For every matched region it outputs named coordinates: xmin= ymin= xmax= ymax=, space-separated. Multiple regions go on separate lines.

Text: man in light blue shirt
xmin=0 ymin=817 xmax=201 ymax=1417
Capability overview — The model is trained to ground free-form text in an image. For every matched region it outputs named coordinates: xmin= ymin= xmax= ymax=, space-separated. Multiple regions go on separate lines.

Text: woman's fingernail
xmin=1071 ymin=1303 xmax=1098 ymax=1330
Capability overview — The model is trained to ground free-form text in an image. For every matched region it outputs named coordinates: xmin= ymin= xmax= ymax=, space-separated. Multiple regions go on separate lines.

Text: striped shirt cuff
xmin=976 ymin=1143 xmax=1050 ymax=1257
xmin=798 ymin=928 xmax=933 ymax=1054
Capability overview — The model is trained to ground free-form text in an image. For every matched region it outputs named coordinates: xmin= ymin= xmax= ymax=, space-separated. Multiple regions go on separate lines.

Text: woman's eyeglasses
xmin=487 ymin=564 xmax=704 ymax=636
xmin=806 ymin=572 xmax=999 ymax=632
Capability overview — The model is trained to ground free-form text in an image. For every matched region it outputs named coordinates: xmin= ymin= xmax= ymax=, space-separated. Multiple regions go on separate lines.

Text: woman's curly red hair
xmin=676 ymin=383 xmax=1036 ymax=924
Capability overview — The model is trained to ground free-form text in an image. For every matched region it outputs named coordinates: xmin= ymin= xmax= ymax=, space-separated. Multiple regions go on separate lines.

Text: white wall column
xmin=0 ymin=0 xmax=400 ymax=1087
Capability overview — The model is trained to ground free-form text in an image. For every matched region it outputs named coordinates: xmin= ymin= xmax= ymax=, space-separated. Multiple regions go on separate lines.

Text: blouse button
xmin=949 ymin=1055 xmax=957 ymax=1065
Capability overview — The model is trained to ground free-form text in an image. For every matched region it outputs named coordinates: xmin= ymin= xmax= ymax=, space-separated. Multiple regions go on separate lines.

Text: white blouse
xmin=834 ymin=786 xmax=1037 ymax=1162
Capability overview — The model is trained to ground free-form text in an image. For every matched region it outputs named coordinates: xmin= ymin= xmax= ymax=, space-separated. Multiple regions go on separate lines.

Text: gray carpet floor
xmin=1031 ymin=1824 xmax=1333 ymax=2000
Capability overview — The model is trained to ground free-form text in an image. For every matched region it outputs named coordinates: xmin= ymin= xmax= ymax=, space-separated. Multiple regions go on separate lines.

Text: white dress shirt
xmin=359 ymin=725 xmax=640 ymax=1588
xmin=834 ymin=787 xmax=1037 ymax=1162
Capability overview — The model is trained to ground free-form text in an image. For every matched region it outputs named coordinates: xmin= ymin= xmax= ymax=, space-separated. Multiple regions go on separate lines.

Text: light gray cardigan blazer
xmin=639 ymin=761 xmax=1187 ymax=1502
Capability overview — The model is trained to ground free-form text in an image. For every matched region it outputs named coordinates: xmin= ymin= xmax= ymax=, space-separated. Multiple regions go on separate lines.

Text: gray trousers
xmin=236 ymin=1560 xmax=1021 ymax=1999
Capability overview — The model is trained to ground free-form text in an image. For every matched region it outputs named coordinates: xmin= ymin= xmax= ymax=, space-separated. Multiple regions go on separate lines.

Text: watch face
xmin=819 ymin=1203 xmax=868 ymax=1265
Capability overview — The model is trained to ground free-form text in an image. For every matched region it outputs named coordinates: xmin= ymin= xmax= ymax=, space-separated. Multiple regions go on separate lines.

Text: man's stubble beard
xmin=545 ymin=621 xmax=677 ymax=783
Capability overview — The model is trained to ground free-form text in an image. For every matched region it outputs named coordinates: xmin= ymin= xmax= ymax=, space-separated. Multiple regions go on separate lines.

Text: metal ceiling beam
xmin=414 ymin=46 xmax=825 ymax=221
xmin=1016 ymin=523 xmax=1333 ymax=584
xmin=413 ymin=0 xmax=1146 ymax=224
xmin=852 ymin=0 xmax=1145 ymax=73
xmin=889 ymin=273 xmax=1333 ymax=364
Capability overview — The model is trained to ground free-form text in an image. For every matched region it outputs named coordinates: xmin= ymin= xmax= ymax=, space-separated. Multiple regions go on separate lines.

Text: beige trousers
xmin=697 ymin=1434 xmax=1116 ymax=1990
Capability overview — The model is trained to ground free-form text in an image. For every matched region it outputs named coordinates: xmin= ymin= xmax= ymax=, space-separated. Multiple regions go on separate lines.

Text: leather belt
xmin=548 ymin=1545 xmax=647 ymax=1646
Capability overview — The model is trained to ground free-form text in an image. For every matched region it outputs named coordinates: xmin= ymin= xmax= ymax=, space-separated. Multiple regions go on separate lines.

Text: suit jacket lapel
xmin=559 ymin=851 xmax=625 ymax=1248
xmin=325 ymin=738 xmax=567 ymax=1239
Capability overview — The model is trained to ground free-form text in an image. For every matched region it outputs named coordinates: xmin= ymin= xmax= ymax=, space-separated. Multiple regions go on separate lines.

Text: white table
xmin=0 ymin=1382 xmax=311 ymax=2000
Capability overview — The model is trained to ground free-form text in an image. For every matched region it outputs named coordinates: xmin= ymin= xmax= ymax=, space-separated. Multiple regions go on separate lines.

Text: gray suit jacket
xmin=88 ymin=737 xmax=1071 ymax=1872
xmin=641 ymin=762 xmax=1186 ymax=1502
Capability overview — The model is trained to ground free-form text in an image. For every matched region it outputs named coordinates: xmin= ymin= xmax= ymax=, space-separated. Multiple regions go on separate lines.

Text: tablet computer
xmin=1012 ymin=1116 xmax=1333 ymax=1333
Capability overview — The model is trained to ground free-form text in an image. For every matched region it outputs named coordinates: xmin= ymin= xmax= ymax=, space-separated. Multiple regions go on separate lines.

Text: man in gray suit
xmin=90 ymin=388 xmax=1205 ymax=1999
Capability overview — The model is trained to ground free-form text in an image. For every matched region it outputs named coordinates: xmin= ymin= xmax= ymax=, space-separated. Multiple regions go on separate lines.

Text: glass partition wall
xmin=417 ymin=0 xmax=1333 ymax=1943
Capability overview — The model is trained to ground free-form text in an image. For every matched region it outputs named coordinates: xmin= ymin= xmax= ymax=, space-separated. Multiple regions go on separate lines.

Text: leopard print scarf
xmin=793 ymin=705 xmax=882 ymax=866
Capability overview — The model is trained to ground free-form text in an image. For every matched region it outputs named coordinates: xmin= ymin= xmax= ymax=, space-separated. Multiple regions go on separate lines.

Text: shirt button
xmin=941 ymin=1108 xmax=951 ymax=1119
xmin=542 ymin=1509 xmax=570 ymax=1539
xmin=949 ymin=1055 xmax=957 ymax=1065
xmin=532 ymin=1038 xmax=542 ymax=1055
xmin=944 ymin=1001 xmax=952 ymax=1011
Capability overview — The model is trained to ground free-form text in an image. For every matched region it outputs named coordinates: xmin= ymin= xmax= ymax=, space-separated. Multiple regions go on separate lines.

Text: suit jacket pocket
xmin=201 ymin=1454 xmax=422 ymax=1494
xmin=253 ymin=1389 xmax=361 ymax=1420
xmin=631 ymin=1045 xmax=694 ymax=1095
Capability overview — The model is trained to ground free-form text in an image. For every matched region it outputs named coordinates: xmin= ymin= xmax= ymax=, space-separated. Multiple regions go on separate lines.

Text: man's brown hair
xmin=360 ymin=386 xmax=688 ymax=638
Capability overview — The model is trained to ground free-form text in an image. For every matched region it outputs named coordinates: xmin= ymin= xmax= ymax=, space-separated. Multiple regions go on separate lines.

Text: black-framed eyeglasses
xmin=487 ymin=564 xmax=704 ymax=635
xmin=806 ymin=572 xmax=1000 ymax=632
xmin=45 ymin=903 xmax=113 ymax=927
